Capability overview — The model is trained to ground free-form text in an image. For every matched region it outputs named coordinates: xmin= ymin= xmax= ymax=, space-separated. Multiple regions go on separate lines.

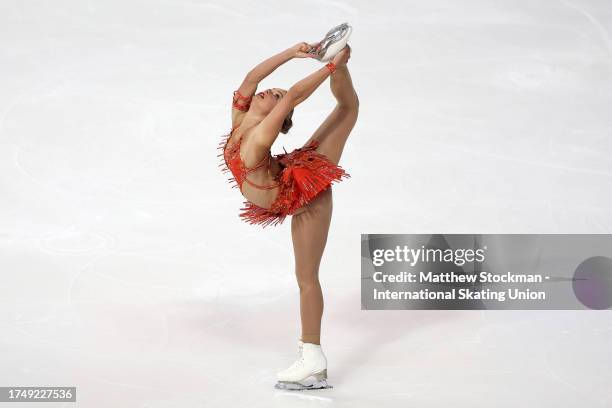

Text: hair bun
xmin=281 ymin=110 xmax=294 ymax=134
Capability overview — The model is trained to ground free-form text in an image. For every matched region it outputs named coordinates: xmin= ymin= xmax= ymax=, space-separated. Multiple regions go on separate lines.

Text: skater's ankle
xmin=300 ymin=334 xmax=320 ymax=345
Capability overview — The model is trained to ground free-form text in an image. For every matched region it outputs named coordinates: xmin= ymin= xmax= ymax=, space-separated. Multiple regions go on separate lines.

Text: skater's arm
xmin=237 ymin=43 xmax=314 ymax=97
xmin=253 ymin=65 xmax=333 ymax=149
xmin=247 ymin=49 xmax=292 ymax=81
xmin=252 ymin=48 xmax=349 ymax=148
xmin=232 ymin=44 xmax=315 ymax=126
xmin=231 ymin=49 xmax=292 ymax=126
xmin=236 ymin=49 xmax=292 ymax=99
xmin=290 ymin=65 xmax=334 ymax=105
xmin=291 ymin=45 xmax=351 ymax=106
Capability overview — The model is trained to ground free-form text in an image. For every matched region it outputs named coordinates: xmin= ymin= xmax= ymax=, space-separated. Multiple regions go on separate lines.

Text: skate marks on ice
xmin=273 ymin=389 xmax=334 ymax=405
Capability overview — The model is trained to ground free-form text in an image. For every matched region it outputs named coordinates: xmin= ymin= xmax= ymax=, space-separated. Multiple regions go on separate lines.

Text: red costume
xmin=217 ymin=90 xmax=350 ymax=227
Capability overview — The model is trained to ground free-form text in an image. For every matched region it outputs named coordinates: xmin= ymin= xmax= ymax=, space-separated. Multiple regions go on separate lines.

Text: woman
xmin=217 ymin=41 xmax=359 ymax=390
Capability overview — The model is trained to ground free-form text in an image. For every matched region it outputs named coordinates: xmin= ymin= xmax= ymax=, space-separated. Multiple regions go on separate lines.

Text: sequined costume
xmin=217 ymin=90 xmax=350 ymax=227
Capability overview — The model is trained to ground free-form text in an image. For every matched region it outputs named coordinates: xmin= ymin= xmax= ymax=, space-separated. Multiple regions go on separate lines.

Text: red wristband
xmin=232 ymin=101 xmax=250 ymax=111
xmin=325 ymin=62 xmax=336 ymax=74
xmin=233 ymin=90 xmax=253 ymax=101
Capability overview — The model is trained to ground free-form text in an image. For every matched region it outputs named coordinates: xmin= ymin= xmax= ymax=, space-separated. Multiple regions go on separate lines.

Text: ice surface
xmin=1 ymin=0 xmax=611 ymax=407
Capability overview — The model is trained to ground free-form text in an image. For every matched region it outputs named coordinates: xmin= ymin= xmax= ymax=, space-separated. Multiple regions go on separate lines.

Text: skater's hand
xmin=331 ymin=44 xmax=351 ymax=66
xmin=289 ymin=42 xmax=319 ymax=59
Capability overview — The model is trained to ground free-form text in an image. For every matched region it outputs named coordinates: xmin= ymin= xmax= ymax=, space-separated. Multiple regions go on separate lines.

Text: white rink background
xmin=1 ymin=0 xmax=612 ymax=407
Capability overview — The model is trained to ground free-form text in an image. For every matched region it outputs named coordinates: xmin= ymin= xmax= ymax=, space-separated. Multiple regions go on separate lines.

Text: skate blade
xmin=275 ymin=370 xmax=332 ymax=391
xmin=274 ymin=379 xmax=333 ymax=391
xmin=319 ymin=25 xmax=352 ymax=62
xmin=308 ymin=22 xmax=352 ymax=62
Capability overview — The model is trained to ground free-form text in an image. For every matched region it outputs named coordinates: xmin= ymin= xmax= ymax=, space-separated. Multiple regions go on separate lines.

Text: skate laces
xmin=287 ymin=356 xmax=305 ymax=371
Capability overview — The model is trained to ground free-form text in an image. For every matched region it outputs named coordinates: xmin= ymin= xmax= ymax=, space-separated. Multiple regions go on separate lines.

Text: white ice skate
xmin=275 ymin=342 xmax=332 ymax=391
xmin=308 ymin=22 xmax=353 ymax=63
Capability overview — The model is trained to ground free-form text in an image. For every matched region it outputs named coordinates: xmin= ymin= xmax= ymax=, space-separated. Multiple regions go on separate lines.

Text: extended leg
xmin=290 ymin=187 xmax=333 ymax=345
xmin=303 ymin=65 xmax=359 ymax=165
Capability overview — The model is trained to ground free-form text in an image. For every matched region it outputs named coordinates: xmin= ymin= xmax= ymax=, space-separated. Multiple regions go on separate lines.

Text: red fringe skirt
xmin=218 ymin=134 xmax=351 ymax=228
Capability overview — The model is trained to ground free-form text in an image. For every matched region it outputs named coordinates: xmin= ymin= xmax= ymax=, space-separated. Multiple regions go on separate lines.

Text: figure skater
xmin=217 ymin=35 xmax=358 ymax=390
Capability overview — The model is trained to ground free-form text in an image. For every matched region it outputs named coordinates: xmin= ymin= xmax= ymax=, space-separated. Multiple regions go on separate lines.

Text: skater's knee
xmin=337 ymin=98 xmax=359 ymax=115
xmin=297 ymin=278 xmax=321 ymax=293
xmin=346 ymin=91 xmax=359 ymax=110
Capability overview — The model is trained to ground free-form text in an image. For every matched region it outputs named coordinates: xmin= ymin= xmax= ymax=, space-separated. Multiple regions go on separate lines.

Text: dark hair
xmin=280 ymin=109 xmax=294 ymax=134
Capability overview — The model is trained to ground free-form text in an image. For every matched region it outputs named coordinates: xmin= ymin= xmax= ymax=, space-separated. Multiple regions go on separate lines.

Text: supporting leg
xmin=290 ymin=188 xmax=333 ymax=345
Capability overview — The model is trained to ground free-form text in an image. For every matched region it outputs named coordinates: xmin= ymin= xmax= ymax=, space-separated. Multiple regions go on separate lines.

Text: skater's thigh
xmin=291 ymin=188 xmax=333 ymax=273
xmin=291 ymin=186 xmax=332 ymax=217
xmin=308 ymin=106 xmax=358 ymax=165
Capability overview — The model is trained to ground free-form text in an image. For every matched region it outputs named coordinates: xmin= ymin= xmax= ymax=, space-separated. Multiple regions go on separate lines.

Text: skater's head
xmin=251 ymin=88 xmax=294 ymax=134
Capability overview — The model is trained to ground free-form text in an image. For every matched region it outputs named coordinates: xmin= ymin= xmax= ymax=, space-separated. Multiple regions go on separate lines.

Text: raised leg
xmin=290 ymin=187 xmax=333 ymax=345
xmin=303 ymin=65 xmax=359 ymax=165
